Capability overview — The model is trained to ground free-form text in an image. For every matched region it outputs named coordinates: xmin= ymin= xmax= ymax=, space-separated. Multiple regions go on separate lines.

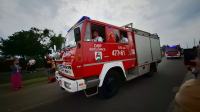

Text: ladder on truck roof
xmin=122 ymin=23 xmax=159 ymax=39
xmin=134 ymin=28 xmax=159 ymax=39
xmin=121 ymin=23 xmax=133 ymax=30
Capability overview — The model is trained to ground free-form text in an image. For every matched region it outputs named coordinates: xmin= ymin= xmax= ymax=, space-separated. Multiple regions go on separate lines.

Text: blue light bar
xmin=166 ymin=45 xmax=178 ymax=48
xmin=77 ymin=16 xmax=91 ymax=23
xmin=67 ymin=16 xmax=91 ymax=32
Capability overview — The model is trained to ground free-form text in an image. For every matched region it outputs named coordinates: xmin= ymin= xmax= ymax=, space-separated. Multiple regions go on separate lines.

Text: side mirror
xmin=74 ymin=27 xmax=81 ymax=42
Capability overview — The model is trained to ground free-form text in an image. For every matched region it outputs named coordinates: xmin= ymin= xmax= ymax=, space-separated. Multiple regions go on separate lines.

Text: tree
xmin=0 ymin=28 xmax=65 ymax=57
xmin=1 ymin=28 xmax=46 ymax=57
xmin=50 ymin=34 xmax=65 ymax=50
xmin=41 ymin=29 xmax=65 ymax=50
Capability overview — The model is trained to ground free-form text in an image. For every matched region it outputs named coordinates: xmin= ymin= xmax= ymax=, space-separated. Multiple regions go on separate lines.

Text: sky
xmin=0 ymin=0 xmax=200 ymax=48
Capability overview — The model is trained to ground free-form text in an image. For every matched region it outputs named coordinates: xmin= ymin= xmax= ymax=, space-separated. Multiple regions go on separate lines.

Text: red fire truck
xmin=165 ymin=45 xmax=181 ymax=58
xmin=55 ymin=16 xmax=162 ymax=98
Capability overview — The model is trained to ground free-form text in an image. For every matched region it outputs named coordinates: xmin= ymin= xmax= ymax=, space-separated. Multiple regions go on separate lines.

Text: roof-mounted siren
xmin=121 ymin=23 xmax=133 ymax=30
xmin=68 ymin=16 xmax=91 ymax=32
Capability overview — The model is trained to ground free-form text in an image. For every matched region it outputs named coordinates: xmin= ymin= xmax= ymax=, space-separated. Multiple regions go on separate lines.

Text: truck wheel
xmin=147 ymin=63 xmax=157 ymax=77
xmin=99 ymin=70 xmax=120 ymax=99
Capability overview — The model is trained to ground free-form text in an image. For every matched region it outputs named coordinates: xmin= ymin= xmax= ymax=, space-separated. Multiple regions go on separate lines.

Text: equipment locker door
xmin=135 ymin=34 xmax=152 ymax=65
xmin=135 ymin=34 xmax=152 ymax=75
xmin=150 ymin=38 xmax=161 ymax=61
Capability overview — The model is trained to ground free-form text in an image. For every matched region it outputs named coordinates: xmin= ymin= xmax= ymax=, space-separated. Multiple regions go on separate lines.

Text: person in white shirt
xmin=120 ymin=34 xmax=128 ymax=43
xmin=93 ymin=31 xmax=103 ymax=42
xmin=27 ymin=58 xmax=36 ymax=73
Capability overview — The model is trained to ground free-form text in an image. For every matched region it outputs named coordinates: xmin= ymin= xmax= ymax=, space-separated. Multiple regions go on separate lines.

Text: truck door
xmin=81 ymin=21 xmax=106 ymax=78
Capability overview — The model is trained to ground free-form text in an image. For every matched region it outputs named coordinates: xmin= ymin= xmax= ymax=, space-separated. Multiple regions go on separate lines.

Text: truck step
xmin=84 ymin=86 xmax=98 ymax=97
xmin=126 ymin=74 xmax=138 ymax=81
xmin=126 ymin=68 xmax=139 ymax=81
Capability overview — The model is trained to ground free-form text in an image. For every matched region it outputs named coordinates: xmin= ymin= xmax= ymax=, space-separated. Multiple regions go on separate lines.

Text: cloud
xmin=16 ymin=0 xmax=61 ymax=18
xmin=0 ymin=0 xmax=200 ymax=48
xmin=0 ymin=0 xmax=66 ymax=37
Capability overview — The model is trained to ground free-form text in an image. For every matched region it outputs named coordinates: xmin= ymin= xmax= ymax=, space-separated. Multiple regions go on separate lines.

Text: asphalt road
xmin=0 ymin=58 xmax=186 ymax=112
xmin=22 ymin=58 xmax=187 ymax=112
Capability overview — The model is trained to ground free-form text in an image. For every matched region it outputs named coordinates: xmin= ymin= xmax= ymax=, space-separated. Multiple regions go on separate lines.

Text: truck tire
xmin=99 ymin=70 xmax=120 ymax=99
xmin=147 ymin=63 xmax=157 ymax=77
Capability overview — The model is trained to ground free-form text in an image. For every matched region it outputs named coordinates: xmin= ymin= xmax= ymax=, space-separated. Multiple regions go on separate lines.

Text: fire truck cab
xmin=55 ymin=16 xmax=162 ymax=98
xmin=165 ymin=46 xmax=181 ymax=58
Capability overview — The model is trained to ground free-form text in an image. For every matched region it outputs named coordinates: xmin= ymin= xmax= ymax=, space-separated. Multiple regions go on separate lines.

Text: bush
xmin=0 ymin=59 xmax=13 ymax=72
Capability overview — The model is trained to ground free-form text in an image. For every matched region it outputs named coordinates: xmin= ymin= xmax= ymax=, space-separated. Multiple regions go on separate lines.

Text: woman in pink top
xmin=10 ymin=58 xmax=22 ymax=90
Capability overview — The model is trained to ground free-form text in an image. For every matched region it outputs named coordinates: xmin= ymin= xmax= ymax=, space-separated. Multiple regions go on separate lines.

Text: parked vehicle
xmin=183 ymin=48 xmax=197 ymax=66
xmin=55 ymin=16 xmax=162 ymax=98
xmin=165 ymin=46 xmax=181 ymax=58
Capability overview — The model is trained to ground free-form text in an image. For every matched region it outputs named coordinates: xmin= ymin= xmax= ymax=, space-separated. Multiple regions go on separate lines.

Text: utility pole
xmin=194 ymin=38 xmax=196 ymax=47
xmin=186 ymin=42 xmax=188 ymax=48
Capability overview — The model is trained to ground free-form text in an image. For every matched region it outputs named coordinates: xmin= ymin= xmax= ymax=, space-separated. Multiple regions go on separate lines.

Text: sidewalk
xmin=0 ymin=82 xmax=65 ymax=112
xmin=167 ymin=72 xmax=194 ymax=112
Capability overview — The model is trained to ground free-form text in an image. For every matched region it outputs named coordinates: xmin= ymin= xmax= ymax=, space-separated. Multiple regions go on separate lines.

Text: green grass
xmin=0 ymin=77 xmax=48 ymax=95
xmin=0 ymin=69 xmax=50 ymax=94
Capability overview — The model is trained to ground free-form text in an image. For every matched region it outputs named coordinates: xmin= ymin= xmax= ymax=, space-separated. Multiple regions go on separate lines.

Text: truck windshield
xmin=166 ymin=48 xmax=178 ymax=52
xmin=64 ymin=23 xmax=83 ymax=48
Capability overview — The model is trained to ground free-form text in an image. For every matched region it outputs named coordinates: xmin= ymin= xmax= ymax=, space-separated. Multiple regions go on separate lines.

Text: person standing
xmin=45 ymin=55 xmax=56 ymax=83
xmin=27 ymin=58 xmax=36 ymax=73
xmin=174 ymin=42 xmax=200 ymax=112
xmin=10 ymin=58 xmax=22 ymax=91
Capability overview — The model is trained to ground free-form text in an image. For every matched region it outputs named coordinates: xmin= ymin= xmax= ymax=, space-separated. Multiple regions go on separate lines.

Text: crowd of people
xmin=9 ymin=55 xmax=56 ymax=91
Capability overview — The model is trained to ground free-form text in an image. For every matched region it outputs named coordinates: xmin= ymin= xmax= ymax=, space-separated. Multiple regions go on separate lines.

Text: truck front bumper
xmin=55 ymin=71 xmax=86 ymax=92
